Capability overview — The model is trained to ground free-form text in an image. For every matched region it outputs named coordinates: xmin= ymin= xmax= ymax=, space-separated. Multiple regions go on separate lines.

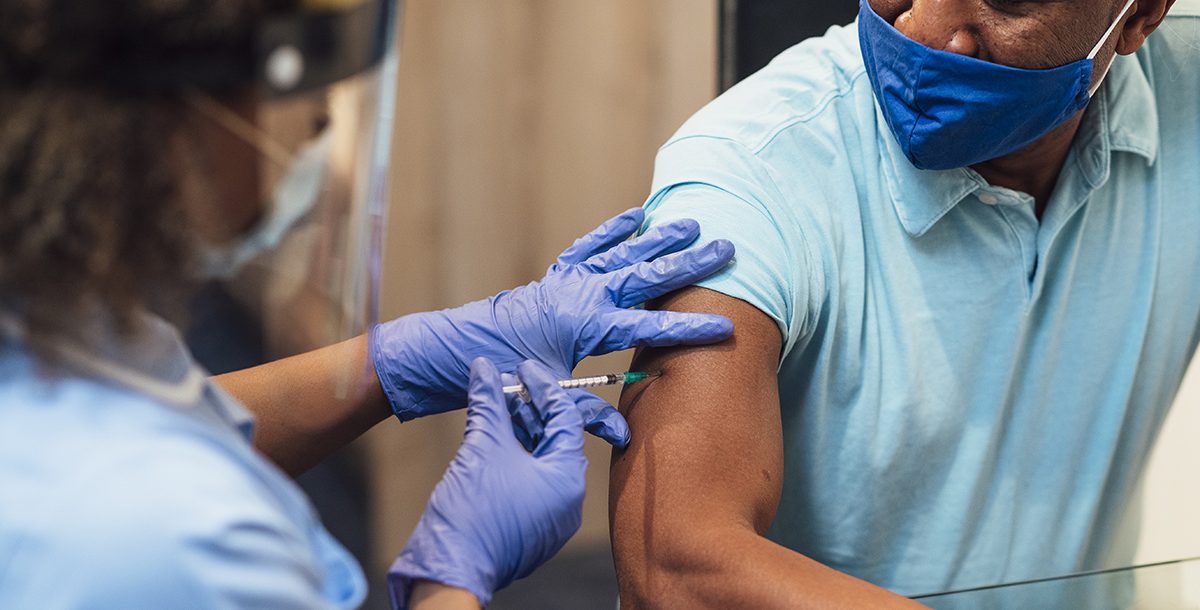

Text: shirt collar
xmin=878 ymin=54 xmax=1159 ymax=238
xmin=0 ymin=306 xmax=256 ymax=439
xmin=1073 ymin=53 xmax=1160 ymax=181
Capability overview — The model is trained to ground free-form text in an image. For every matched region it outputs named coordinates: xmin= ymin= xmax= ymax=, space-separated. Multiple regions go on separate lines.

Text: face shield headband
xmin=95 ymin=0 xmax=399 ymax=99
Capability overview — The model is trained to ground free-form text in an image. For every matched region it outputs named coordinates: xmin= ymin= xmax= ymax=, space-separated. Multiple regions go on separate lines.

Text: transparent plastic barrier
xmin=914 ymin=556 xmax=1200 ymax=609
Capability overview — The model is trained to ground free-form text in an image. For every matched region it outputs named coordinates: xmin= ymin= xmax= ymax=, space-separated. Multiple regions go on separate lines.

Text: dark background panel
xmin=719 ymin=0 xmax=859 ymax=91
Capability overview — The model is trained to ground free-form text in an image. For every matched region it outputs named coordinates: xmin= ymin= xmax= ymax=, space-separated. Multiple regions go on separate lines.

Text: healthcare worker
xmin=0 ymin=1 xmax=736 ymax=609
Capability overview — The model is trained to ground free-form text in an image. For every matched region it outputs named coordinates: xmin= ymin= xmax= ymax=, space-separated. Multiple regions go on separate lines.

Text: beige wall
xmin=367 ymin=0 xmax=718 ymax=575
xmin=1137 ymin=356 xmax=1200 ymax=564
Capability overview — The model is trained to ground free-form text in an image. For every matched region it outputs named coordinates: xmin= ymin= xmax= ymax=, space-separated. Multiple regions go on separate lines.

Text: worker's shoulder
xmin=1 ymin=367 xmax=258 ymax=482
xmin=0 ymin=369 xmax=300 ymax=554
xmin=3 ymin=385 xmax=289 ymax=529
xmin=666 ymin=21 xmax=870 ymax=157
xmin=0 ymin=386 xmax=311 ymax=607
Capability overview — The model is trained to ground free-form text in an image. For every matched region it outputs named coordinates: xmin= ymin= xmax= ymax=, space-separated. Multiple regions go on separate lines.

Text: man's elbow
xmin=612 ymin=518 xmax=750 ymax=609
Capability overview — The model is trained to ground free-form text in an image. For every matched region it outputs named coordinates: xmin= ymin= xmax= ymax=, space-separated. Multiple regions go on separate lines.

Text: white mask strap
xmin=1086 ymin=0 xmax=1138 ymax=96
xmin=184 ymin=90 xmax=294 ymax=169
xmin=1088 ymin=0 xmax=1138 ymax=60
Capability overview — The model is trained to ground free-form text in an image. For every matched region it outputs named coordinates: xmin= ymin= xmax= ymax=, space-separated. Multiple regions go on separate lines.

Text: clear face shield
xmin=183 ymin=0 xmax=399 ymax=364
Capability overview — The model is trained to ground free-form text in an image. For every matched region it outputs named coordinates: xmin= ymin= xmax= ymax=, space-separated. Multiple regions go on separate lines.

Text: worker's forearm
xmin=409 ymin=582 xmax=482 ymax=610
xmin=215 ymin=335 xmax=392 ymax=476
xmin=615 ymin=525 xmax=926 ymax=609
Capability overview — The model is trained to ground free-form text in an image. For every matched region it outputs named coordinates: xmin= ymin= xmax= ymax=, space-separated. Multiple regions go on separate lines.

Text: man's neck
xmin=970 ymin=111 xmax=1087 ymax=219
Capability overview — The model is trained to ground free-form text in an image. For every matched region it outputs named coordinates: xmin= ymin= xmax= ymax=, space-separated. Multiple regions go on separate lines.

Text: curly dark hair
xmin=0 ymin=0 xmax=292 ymax=349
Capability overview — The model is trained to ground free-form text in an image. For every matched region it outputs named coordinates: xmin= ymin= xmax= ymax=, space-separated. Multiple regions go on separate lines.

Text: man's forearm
xmin=215 ymin=335 xmax=393 ymax=476
xmin=615 ymin=523 xmax=925 ymax=609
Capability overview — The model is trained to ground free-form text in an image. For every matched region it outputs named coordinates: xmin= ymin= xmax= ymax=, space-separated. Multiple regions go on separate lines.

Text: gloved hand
xmin=371 ymin=207 xmax=735 ymax=447
xmin=388 ymin=358 xmax=589 ymax=609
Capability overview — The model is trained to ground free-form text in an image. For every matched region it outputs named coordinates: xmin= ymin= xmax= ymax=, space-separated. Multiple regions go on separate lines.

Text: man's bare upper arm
xmin=610 ymin=286 xmax=784 ymax=571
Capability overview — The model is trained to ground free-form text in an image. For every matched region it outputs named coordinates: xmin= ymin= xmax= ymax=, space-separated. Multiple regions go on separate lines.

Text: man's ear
xmin=1117 ymin=0 xmax=1177 ymax=54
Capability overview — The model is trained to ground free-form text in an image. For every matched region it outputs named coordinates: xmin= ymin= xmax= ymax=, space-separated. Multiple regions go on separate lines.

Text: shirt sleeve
xmin=643 ymin=135 xmax=823 ymax=361
xmin=28 ymin=439 xmax=339 ymax=610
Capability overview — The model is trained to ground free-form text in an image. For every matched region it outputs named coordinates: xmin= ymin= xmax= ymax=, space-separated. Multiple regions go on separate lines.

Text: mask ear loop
xmin=183 ymin=90 xmax=294 ymax=169
xmin=1087 ymin=0 xmax=1138 ymax=96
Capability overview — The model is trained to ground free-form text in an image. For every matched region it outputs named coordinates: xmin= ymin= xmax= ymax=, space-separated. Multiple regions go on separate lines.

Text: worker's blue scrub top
xmin=642 ymin=8 xmax=1200 ymax=597
xmin=0 ymin=313 xmax=367 ymax=609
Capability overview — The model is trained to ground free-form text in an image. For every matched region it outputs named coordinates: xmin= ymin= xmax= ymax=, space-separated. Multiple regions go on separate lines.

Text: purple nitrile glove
xmin=370 ymin=207 xmax=734 ymax=448
xmin=388 ymin=358 xmax=589 ymax=609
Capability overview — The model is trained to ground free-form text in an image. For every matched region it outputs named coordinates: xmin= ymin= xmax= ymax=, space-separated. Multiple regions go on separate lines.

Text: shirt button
xmin=978 ymin=193 xmax=1000 ymax=205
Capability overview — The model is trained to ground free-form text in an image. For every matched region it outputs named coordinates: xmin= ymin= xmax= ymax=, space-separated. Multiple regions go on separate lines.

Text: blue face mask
xmin=858 ymin=0 xmax=1136 ymax=170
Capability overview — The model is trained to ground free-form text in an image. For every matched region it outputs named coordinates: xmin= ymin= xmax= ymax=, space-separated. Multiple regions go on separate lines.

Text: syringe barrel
xmin=505 ymin=372 xmax=636 ymax=396
xmin=558 ymin=374 xmax=620 ymax=390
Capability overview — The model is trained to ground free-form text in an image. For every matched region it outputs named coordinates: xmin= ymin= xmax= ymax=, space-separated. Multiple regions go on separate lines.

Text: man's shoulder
xmin=1143 ymin=4 xmax=1200 ymax=86
xmin=1167 ymin=0 xmax=1200 ymax=17
xmin=666 ymin=21 xmax=870 ymax=155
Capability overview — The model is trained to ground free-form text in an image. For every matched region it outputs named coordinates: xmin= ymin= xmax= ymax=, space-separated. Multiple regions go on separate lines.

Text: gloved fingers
xmin=465 ymin=358 xmax=520 ymax=449
xmin=592 ymin=309 xmax=735 ymax=354
xmin=502 ymin=372 xmax=546 ymax=451
xmin=580 ymin=218 xmax=700 ymax=273
xmin=569 ymin=390 xmax=631 ymax=449
xmin=604 ymin=239 xmax=735 ymax=308
xmin=516 ymin=361 xmax=586 ymax=459
xmin=509 ymin=402 xmax=545 ymax=453
xmin=554 ymin=208 xmax=645 ymax=268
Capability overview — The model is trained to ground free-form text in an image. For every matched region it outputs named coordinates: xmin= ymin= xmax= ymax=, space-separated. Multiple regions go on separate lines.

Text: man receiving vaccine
xmin=611 ymin=0 xmax=1200 ymax=606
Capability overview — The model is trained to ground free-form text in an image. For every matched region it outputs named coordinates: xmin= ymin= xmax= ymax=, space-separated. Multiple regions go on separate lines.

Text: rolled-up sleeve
xmin=643 ymin=135 xmax=823 ymax=362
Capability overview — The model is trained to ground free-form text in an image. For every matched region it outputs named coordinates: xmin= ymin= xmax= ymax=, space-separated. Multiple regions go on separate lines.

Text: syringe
xmin=503 ymin=371 xmax=659 ymax=398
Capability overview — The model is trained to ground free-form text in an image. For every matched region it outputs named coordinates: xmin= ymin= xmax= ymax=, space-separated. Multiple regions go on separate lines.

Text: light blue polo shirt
xmin=0 ymin=313 xmax=367 ymax=609
xmin=643 ymin=10 xmax=1200 ymax=597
